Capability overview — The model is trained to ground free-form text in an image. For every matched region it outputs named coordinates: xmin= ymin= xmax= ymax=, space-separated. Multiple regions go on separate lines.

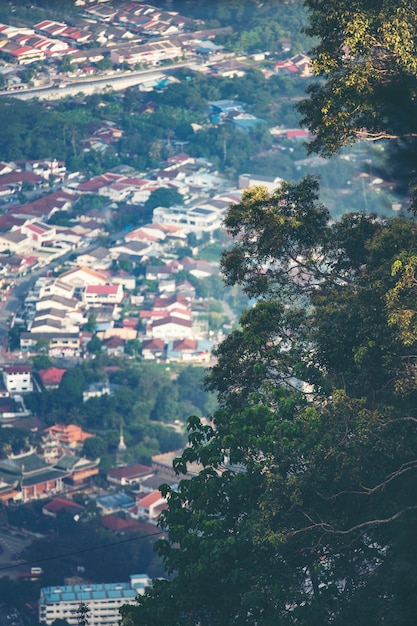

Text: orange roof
xmin=137 ymin=490 xmax=164 ymax=507
xmin=37 ymin=367 xmax=67 ymax=386
xmin=44 ymin=423 xmax=94 ymax=444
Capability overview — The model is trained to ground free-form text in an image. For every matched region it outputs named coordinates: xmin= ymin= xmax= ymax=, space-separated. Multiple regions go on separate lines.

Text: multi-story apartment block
xmin=39 ymin=574 xmax=151 ymax=626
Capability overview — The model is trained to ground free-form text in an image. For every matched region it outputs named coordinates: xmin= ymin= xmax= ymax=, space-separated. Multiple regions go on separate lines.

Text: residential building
xmin=39 ymin=574 xmax=152 ymax=626
xmin=58 ymin=267 xmax=108 ymax=289
xmin=238 ymin=173 xmax=284 ymax=193
xmin=37 ymin=367 xmax=67 ymax=389
xmin=0 ymin=231 xmax=30 ymax=254
xmin=152 ymin=204 xmax=223 ymax=237
xmin=107 ymin=464 xmax=155 ymax=487
xmin=20 ymin=332 xmax=81 ymax=357
xmin=141 ymin=338 xmax=166 ymax=360
xmin=83 ymin=284 xmax=124 ymax=305
xmin=166 ymin=338 xmax=212 ymax=363
xmin=150 ymin=315 xmax=193 ymax=340
xmin=42 ymin=498 xmax=84 ymax=519
xmin=3 ymin=365 xmax=33 ymax=393
xmin=134 ymin=490 xmax=167 ymax=522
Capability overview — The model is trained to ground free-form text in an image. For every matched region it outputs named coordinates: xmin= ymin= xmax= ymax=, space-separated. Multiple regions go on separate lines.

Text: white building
xmin=238 ymin=173 xmax=284 ymax=193
xmin=39 ymin=574 xmax=151 ymax=626
xmin=3 ymin=365 xmax=33 ymax=393
xmin=152 ymin=204 xmax=223 ymax=238
xmin=83 ymin=284 xmax=124 ymax=305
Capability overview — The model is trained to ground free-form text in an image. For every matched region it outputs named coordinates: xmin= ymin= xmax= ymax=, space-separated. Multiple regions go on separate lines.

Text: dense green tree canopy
xmin=299 ymin=0 xmax=417 ymax=154
xmin=121 ymin=175 xmax=417 ymax=625
xmin=121 ymin=1 xmax=417 ymax=621
xmin=298 ymin=0 xmax=417 ymax=209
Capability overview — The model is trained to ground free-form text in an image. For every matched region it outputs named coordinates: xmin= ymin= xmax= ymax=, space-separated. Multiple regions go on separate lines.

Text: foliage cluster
xmin=24 ymin=361 xmax=215 ymax=464
xmin=121 ymin=2 xmax=417 ymax=624
xmin=0 ymin=68 xmax=307 ymax=182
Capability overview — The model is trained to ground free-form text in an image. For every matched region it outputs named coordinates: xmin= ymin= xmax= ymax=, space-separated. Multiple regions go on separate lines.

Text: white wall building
xmin=39 ymin=574 xmax=151 ymax=626
xmin=3 ymin=365 xmax=33 ymax=393
xmin=152 ymin=204 xmax=223 ymax=238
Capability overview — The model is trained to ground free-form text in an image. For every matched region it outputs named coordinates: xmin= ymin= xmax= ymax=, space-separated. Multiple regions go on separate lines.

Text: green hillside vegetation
xmin=24 ymin=361 xmax=216 ymax=465
xmin=120 ymin=2 xmax=417 ymax=625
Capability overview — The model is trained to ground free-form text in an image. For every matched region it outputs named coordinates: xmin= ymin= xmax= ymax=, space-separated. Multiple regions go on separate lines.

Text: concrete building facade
xmin=39 ymin=574 xmax=151 ymax=626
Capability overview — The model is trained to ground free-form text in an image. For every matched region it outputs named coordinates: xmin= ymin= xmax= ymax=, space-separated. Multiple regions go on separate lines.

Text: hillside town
xmin=0 ymin=2 xmax=406 ymax=625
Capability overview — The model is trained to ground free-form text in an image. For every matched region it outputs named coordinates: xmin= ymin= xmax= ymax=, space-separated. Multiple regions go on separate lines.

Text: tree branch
xmin=292 ymin=506 xmax=417 ymax=537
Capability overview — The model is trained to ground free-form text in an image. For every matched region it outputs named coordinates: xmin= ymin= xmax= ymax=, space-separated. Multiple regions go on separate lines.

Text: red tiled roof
xmin=173 ymin=338 xmax=197 ymax=351
xmin=142 ymin=338 xmax=165 ymax=351
xmin=3 ymin=365 xmax=30 ymax=374
xmin=85 ymin=285 xmax=119 ymax=295
xmin=152 ymin=315 xmax=192 ymax=329
xmin=43 ymin=498 xmax=83 ymax=514
xmin=107 ymin=463 xmax=154 ymax=480
xmin=137 ymin=490 xmax=164 ymax=507
xmin=101 ymin=514 xmax=144 ymax=533
xmin=37 ymin=367 xmax=67 ymax=386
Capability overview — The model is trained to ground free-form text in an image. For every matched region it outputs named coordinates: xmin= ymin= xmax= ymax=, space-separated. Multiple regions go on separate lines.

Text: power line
xmin=0 ymin=529 xmax=165 ymax=572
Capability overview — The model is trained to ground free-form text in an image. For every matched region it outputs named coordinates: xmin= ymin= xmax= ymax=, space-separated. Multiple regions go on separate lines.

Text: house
xmin=176 ymin=280 xmax=196 ymax=300
xmin=152 ymin=204 xmax=223 ymax=237
xmin=36 ymin=294 xmax=79 ymax=313
xmin=15 ymin=218 xmax=56 ymax=246
xmin=30 ymin=314 xmax=78 ymax=336
xmin=37 ymin=367 xmax=67 ymax=389
xmin=134 ymin=490 xmax=167 ymax=522
xmin=39 ymin=278 xmax=75 ymax=300
xmin=101 ymin=514 xmax=146 ymax=535
xmin=180 ymin=257 xmax=219 ymax=279
xmin=8 ymin=190 xmax=78 ymax=223
xmin=232 ymin=113 xmax=266 ymax=133
xmin=153 ymin=294 xmax=189 ymax=312
xmin=107 ymin=463 xmax=155 ymax=487
xmin=102 ymin=335 xmax=125 ymax=356
xmin=98 ymin=327 xmax=137 ymax=341
xmin=209 ymin=99 xmax=246 ymax=116
xmin=166 ymin=338 xmax=212 ymax=363
xmin=0 ymin=231 xmax=30 ymax=254
xmin=76 ymin=246 xmax=112 ymax=270
xmin=83 ymin=284 xmax=124 ymax=305
xmin=83 ymin=381 xmax=110 ymax=401
xmin=141 ymin=338 xmax=166 ymax=360
xmin=238 ymin=173 xmax=284 ymax=194
xmin=29 ymin=317 xmax=78 ymax=335
xmin=109 ymin=240 xmax=153 ymax=261
xmin=58 ymin=266 xmax=107 ymax=289
xmin=42 ymin=498 xmax=84 ymax=519
xmin=145 ymin=264 xmax=178 ymax=281
xmin=150 ymin=315 xmax=193 ymax=340
xmin=96 ymin=491 xmax=136 ymax=515
xmin=110 ymin=269 xmax=136 ymax=291
xmin=3 ymin=365 xmax=33 ymax=393
xmin=20 ymin=332 xmax=82 ymax=357
xmin=33 ymin=308 xmax=69 ymax=324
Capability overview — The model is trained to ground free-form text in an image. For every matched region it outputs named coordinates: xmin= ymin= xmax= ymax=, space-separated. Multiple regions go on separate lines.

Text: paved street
xmin=0 ymin=528 xmax=35 ymax=580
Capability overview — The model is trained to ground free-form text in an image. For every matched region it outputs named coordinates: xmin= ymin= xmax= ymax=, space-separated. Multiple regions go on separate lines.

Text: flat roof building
xmin=39 ymin=574 xmax=151 ymax=626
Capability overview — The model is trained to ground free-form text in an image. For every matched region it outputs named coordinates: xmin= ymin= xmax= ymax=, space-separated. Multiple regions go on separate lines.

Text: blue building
xmin=39 ymin=574 xmax=151 ymax=625
xmin=209 ymin=99 xmax=246 ymax=115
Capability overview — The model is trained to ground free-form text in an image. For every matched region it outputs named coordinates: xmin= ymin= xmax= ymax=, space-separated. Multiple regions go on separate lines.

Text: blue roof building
xmin=39 ymin=574 xmax=151 ymax=625
xmin=209 ymin=99 xmax=246 ymax=115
